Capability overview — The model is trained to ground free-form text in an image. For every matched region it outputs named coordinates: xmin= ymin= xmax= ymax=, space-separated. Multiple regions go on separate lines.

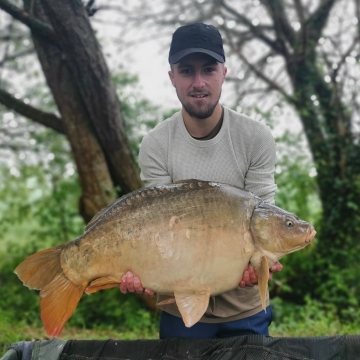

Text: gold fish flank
xmin=14 ymin=179 xmax=316 ymax=337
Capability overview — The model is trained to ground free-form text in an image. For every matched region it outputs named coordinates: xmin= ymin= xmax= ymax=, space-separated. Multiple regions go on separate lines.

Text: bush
xmin=270 ymin=296 xmax=360 ymax=336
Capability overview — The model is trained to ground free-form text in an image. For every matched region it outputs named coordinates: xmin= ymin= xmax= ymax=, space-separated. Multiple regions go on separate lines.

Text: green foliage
xmin=0 ymin=165 xmax=159 ymax=338
xmin=0 ymin=246 xmax=43 ymax=328
xmin=0 ymin=310 xmax=25 ymax=355
xmin=112 ymin=71 xmax=162 ymax=160
xmin=68 ymin=289 xmax=159 ymax=334
xmin=275 ymin=131 xmax=321 ymax=225
xmin=0 ymin=69 xmax=168 ymax=341
xmin=112 ymin=70 xmax=180 ymax=161
xmin=0 ymin=148 xmax=84 ymax=250
xmin=270 ymin=297 xmax=360 ymax=336
xmin=266 ymin=130 xmax=323 ymax=306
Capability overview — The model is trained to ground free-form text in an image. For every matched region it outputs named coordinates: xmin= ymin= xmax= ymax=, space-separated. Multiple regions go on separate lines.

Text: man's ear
xmin=168 ymin=70 xmax=176 ymax=87
xmin=222 ymin=66 xmax=227 ymax=84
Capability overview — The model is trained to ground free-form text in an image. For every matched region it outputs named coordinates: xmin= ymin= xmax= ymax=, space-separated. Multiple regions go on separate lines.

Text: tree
xmin=0 ymin=0 xmax=143 ymax=225
xmin=0 ymin=0 xmax=162 ymax=311
xmin=110 ymin=0 xmax=360 ymax=314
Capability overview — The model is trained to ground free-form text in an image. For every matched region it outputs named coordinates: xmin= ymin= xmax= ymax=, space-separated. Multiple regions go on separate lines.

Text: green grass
xmin=270 ymin=319 xmax=360 ymax=337
xmin=0 ymin=320 xmax=159 ymax=356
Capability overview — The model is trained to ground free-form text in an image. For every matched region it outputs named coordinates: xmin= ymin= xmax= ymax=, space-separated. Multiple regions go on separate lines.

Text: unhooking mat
xmin=2 ymin=335 xmax=360 ymax=360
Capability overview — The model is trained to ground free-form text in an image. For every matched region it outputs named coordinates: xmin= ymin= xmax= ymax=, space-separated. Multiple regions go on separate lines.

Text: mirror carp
xmin=15 ymin=180 xmax=316 ymax=337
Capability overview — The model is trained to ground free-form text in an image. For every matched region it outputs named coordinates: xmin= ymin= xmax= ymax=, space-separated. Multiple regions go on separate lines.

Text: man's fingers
xmin=270 ymin=262 xmax=283 ymax=273
xmin=119 ymin=271 xmax=156 ymax=295
xmin=239 ymin=262 xmax=282 ymax=288
xmin=125 ymin=271 xmax=136 ymax=292
xmin=248 ymin=265 xmax=258 ymax=284
xmin=240 ymin=269 xmax=254 ymax=288
xmin=120 ymin=271 xmax=133 ymax=294
xmin=145 ymin=289 xmax=156 ymax=296
xmin=119 ymin=277 xmax=127 ymax=294
xmin=134 ymin=276 xmax=144 ymax=293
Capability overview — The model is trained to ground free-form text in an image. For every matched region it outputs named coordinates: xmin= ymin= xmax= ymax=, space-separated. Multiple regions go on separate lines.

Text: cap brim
xmin=169 ymin=48 xmax=225 ymax=64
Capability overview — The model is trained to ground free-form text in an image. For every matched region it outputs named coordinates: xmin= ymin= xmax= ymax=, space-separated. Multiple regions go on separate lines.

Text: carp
xmin=15 ymin=180 xmax=316 ymax=337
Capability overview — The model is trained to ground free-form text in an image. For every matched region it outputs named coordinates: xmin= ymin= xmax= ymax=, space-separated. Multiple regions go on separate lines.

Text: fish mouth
xmin=305 ymin=226 xmax=317 ymax=243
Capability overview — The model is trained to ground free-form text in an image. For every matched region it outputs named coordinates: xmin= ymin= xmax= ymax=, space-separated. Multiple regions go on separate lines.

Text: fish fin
xmin=14 ymin=245 xmax=85 ymax=337
xmin=171 ymin=179 xmax=199 ymax=185
xmin=174 ymin=291 xmax=210 ymax=327
xmin=85 ymin=276 xmax=120 ymax=294
xmin=14 ymin=245 xmax=65 ymax=289
xmin=85 ymin=205 xmax=111 ymax=231
xmin=255 ymin=255 xmax=269 ymax=311
xmin=40 ymin=273 xmax=85 ymax=337
xmin=157 ymin=297 xmax=176 ymax=306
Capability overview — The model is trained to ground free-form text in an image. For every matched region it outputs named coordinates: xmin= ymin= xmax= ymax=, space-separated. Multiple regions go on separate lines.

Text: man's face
xmin=168 ymin=53 xmax=227 ymax=119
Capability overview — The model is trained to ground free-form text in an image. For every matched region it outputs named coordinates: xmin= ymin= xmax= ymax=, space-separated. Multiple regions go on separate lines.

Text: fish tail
xmin=14 ymin=245 xmax=86 ymax=337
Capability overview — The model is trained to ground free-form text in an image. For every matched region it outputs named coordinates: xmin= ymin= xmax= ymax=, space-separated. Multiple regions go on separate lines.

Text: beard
xmin=178 ymin=90 xmax=221 ymax=119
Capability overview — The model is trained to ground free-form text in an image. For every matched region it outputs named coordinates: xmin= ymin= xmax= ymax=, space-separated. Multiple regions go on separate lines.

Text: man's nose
xmin=193 ymin=71 xmax=205 ymax=88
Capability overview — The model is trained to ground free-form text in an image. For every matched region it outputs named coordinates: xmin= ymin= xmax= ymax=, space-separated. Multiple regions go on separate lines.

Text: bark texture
xmin=38 ymin=0 xmax=143 ymax=195
xmin=21 ymin=0 xmax=118 ymax=223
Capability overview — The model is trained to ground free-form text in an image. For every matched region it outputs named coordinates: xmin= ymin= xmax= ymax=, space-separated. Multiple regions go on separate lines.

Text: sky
xmin=92 ymin=8 xmax=178 ymax=109
xmin=90 ymin=6 xmax=306 ymax=142
xmin=91 ymin=6 xmax=239 ymax=112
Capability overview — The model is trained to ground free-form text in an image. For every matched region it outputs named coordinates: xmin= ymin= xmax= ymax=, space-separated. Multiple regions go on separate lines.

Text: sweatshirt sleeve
xmin=138 ymin=132 xmax=172 ymax=187
xmin=244 ymin=123 xmax=277 ymax=204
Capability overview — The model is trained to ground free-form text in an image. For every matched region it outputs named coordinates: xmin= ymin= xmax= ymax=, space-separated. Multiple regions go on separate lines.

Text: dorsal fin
xmin=85 ymin=205 xmax=111 ymax=231
xmin=171 ymin=179 xmax=202 ymax=185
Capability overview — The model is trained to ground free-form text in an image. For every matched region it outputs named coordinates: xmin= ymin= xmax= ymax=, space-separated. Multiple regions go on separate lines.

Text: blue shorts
xmin=159 ymin=306 xmax=272 ymax=339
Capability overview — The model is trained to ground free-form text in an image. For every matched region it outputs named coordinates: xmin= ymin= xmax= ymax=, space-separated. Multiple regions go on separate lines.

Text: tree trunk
xmin=21 ymin=0 xmax=145 ymax=223
xmin=39 ymin=0 xmax=143 ymax=196
xmin=23 ymin=0 xmax=117 ymax=223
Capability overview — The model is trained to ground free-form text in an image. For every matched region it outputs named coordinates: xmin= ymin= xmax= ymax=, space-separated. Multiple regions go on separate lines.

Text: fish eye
xmin=285 ymin=219 xmax=293 ymax=227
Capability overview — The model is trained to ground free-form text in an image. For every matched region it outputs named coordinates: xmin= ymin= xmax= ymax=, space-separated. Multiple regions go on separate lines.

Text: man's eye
xmin=204 ymin=67 xmax=216 ymax=73
xmin=180 ymin=69 xmax=191 ymax=74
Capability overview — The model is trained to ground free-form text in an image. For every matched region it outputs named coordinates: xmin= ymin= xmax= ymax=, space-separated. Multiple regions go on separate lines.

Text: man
xmin=120 ymin=23 xmax=282 ymax=338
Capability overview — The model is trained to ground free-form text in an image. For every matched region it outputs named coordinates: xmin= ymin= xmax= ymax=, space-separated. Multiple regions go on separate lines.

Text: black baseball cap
xmin=169 ymin=23 xmax=225 ymax=64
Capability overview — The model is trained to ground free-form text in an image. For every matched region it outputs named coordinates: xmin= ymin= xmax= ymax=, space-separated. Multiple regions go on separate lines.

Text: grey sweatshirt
xmin=138 ymin=106 xmax=277 ymax=322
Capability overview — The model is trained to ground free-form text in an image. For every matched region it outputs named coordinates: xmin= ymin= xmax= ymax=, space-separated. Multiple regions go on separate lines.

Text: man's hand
xmin=239 ymin=261 xmax=283 ymax=288
xmin=119 ymin=271 xmax=156 ymax=295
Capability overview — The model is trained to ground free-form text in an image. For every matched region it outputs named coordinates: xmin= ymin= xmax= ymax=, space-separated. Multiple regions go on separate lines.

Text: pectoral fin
xmin=158 ymin=297 xmax=176 ymax=306
xmin=174 ymin=291 xmax=210 ymax=327
xmin=255 ymin=256 xmax=269 ymax=311
xmin=85 ymin=276 xmax=120 ymax=294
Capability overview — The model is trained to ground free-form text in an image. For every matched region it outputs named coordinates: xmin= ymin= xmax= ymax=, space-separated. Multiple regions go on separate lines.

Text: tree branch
xmin=260 ymin=0 xmax=297 ymax=47
xmin=330 ymin=34 xmax=360 ymax=81
xmin=293 ymin=0 xmax=306 ymax=23
xmin=224 ymin=30 xmax=292 ymax=102
xmin=0 ymin=0 xmax=58 ymax=45
xmin=0 ymin=47 xmax=35 ymax=66
xmin=356 ymin=0 xmax=360 ymax=39
xmin=0 ymin=88 xmax=66 ymax=134
xmin=0 ymin=34 xmax=27 ymax=41
xmin=216 ymin=0 xmax=286 ymax=55
xmin=305 ymin=0 xmax=337 ymax=43
xmin=0 ymin=142 xmax=33 ymax=151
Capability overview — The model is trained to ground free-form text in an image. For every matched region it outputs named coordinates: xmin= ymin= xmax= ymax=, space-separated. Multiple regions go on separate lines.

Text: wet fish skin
xmin=14 ymin=180 xmax=316 ymax=337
